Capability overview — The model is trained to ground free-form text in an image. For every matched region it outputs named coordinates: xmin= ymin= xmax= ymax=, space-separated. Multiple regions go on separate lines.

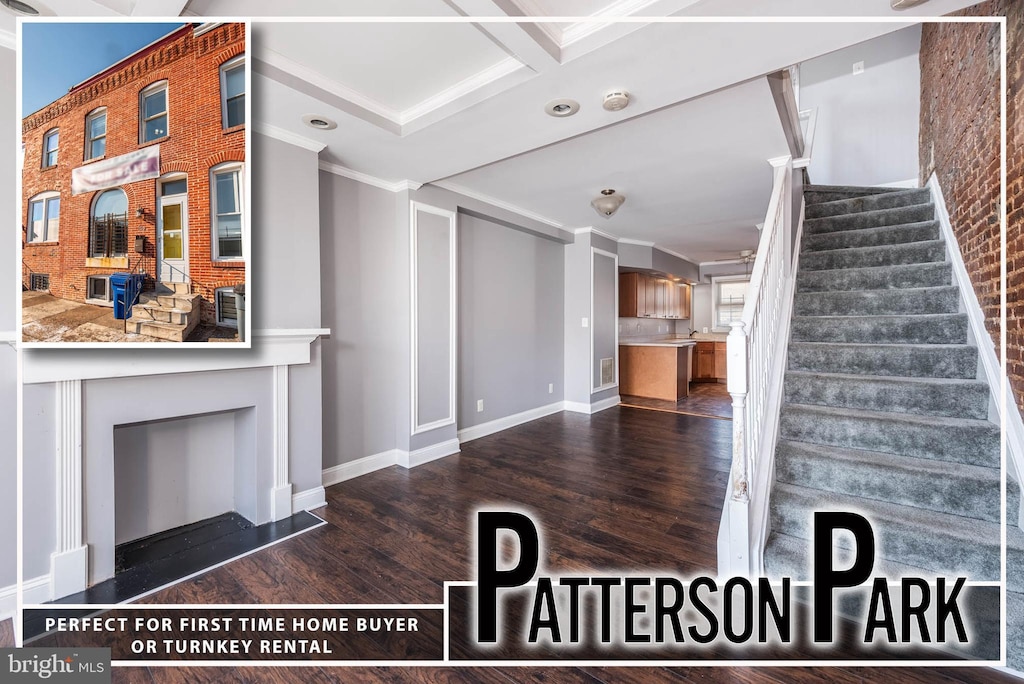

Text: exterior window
xmin=211 ymin=164 xmax=243 ymax=259
xmin=90 ymin=188 xmax=128 ymax=258
xmin=87 ymin=275 xmax=111 ymax=302
xmin=42 ymin=129 xmax=58 ymax=167
xmin=27 ymin=192 xmax=60 ymax=243
xmin=712 ymin=277 xmax=749 ymax=330
xmin=86 ymin=109 xmax=106 ymax=160
xmin=215 ymin=287 xmax=238 ymax=327
xmin=220 ymin=55 xmax=244 ymax=128
xmin=140 ymin=82 xmax=168 ymax=143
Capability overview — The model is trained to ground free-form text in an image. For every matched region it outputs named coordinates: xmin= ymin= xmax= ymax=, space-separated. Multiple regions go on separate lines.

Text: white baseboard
xmin=878 ymin=177 xmax=920 ymax=189
xmin=458 ymin=402 xmax=564 ymax=444
xmin=22 ymin=574 xmax=51 ymax=606
xmin=292 ymin=486 xmax=327 ymax=512
xmin=928 ymin=174 xmax=1024 ymax=499
xmin=398 ymin=438 xmax=460 ymax=469
xmin=565 ymin=396 xmax=621 ymax=414
xmin=322 ymin=450 xmax=401 ymax=487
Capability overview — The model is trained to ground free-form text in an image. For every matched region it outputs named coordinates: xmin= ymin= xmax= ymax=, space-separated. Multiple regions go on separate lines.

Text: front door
xmin=158 ymin=194 xmax=188 ymax=283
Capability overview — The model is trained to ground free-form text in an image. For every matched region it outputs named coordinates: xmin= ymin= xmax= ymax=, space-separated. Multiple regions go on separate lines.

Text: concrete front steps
xmin=763 ymin=185 xmax=1001 ymax=585
xmin=129 ymin=282 xmax=200 ymax=342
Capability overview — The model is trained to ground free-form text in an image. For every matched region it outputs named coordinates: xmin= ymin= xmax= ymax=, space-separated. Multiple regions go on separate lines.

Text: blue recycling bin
xmin=110 ymin=273 xmax=144 ymax=320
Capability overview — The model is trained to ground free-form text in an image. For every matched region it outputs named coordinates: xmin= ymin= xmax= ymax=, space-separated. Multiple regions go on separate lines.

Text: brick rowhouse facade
xmin=920 ymin=1 xmax=1023 ymax=414
xmin=21 ymin=22 xmax=246 ymax=326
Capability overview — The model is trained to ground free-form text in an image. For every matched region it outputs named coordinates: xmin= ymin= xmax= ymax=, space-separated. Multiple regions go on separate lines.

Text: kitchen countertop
xmin=619 ymin=338 xmax=697 ymax=347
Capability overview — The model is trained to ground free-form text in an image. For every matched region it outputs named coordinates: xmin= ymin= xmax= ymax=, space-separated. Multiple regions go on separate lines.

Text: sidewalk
xmin=23 ymin=291 xmax=165 ymax=343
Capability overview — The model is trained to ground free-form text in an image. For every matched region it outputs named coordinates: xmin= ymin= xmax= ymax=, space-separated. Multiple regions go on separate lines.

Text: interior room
xmin=3 ymin=0 xmax=1022 ymax=679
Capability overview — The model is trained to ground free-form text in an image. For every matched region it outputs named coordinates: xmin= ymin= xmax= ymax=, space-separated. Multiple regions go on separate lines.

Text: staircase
xmin=763 ymin=184 xmax=1001 ymax=583
xmin=128 ymin=282 xmax=200 ymax=342
xmin=1009 ymin=477 xmax=1023 ymax=669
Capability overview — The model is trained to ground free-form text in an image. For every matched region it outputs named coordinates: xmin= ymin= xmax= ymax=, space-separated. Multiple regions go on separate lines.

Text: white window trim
xmin=210 ymin=162 xmax=244 ymax=261
xmin=85 ymin=108 xmax=107 ymax=161
xmin=42 ymin=128 xmax=58 ymax=168
xmin=710 ymin=274 xmax=750 ymax=333
xmin=215 ymin=287 xmax=239 ymax=328
xmin=27 ymin=191 xmax=60 ymax=244
xmin=139 ymin=81 xmax=169 ymax=144
xmin=219 ymin=54 xmax=245 ymax=129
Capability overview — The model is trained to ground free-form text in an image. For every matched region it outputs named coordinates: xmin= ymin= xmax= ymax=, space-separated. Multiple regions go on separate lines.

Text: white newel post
xmin=51 ymin=379 xmax=88 ymax=598
xmin=271 ymin=364 xmax=293 ymax=521
xmin=725 ymin=321 xmax=751 ymax=575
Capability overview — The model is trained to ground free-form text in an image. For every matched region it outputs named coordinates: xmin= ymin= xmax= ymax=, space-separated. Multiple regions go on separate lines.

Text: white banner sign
xmin=72 ymin=145 xmax=160 ymax=195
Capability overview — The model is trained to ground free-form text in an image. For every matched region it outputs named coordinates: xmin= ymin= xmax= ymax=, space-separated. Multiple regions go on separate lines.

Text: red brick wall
xmin=21 ymin=22 xmax=246 ymax=326
xmin=920 ymin=2 xmax=1022 ymax=414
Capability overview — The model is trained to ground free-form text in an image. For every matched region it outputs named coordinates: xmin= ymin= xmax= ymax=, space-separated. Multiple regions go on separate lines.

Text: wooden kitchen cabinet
xmin=714 ymin=342 xmax=727 ymax=379
xmin=679 ymin=284 xmax=691 ymax=320
xmin=620 ymin=274 xmax=693 ymax=320
xmin=692 ymin=341 xmax=727 ymax=382
xmin=619 ymin=273 xmax=646 ymax=317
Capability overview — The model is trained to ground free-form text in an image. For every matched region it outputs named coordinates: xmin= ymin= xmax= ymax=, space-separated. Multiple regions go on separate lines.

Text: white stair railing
xmin=717 ymin=155 xmax=800 ymax=577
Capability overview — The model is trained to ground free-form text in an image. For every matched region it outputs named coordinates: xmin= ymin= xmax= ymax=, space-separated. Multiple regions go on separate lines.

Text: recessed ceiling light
xmin=302 ymin=114 xmax=337 ymax=130
xmin=2 ymin=0 xmax=39 ymax=14
xmin=544 ymin=98 xmax=580 ymax=118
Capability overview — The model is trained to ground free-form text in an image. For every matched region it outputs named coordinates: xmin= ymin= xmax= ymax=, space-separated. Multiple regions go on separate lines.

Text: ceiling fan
xmin=891 ymin=0 xmax=930 ymax=8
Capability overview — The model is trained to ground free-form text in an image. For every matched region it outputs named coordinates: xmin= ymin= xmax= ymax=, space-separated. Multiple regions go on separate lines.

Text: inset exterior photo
xmin=20 ymin=21 xmax=248 ymax=344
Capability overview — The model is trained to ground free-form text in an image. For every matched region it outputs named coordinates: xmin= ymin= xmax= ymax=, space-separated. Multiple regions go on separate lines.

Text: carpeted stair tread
xmin=1009 ymin=526 xmax=1024 ymax=594
xmin=803 ymin=220 xmax=940 ymax=252
xmin=769 ymin=482 xmax=999 ymax=578
xmin=805 ymin=188 xmax=930 ymax=218
xmin=804 ymin=185 xmax=906 ymax=205
xmin=794 ymin=286 xmax=958 ymax=316
xmin=774 ymin=439 xmax=999 ymax=521
xmin=787 ymin=342 xmax=976 ymax=378
xmin=1010 ymin=477 xmax=1021 ymax=526
xmin=796 ymin=262 xmax=952 ymax=293
xmin=790 ymin=314 xmax=967 ymax=344
xmin=764 ymin=531 xmax=928 ymax=581
xmin=1008 ymin=591 xmax=1024 ymax=671
xmin=783 ymin=371 xmax=989 ymax=419
xmin=780 ymin=403 xmax=999 ymax=467
xmin=800 ymin=240 xmax=946 ymax=271
xmin=804 ymin=203 xmax=935 ymax=234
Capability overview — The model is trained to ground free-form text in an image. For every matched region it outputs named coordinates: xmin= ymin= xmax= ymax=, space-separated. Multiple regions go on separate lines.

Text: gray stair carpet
xmin=1008 ymin=477 xmax=1023 ymax=670
xmin=764 ymin=186 xmax=1001 ymax=592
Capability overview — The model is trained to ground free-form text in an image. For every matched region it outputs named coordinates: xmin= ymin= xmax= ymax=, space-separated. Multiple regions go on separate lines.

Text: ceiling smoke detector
xmin=1 ymin=0 xmax=39 ymax=14
xmin=544 ymin=98 xmax=580 ymax=117
xmin=890 ymin=0 xmax=930 ymax=8
xmin=302 ymin=114 xmax=337 ymax=130
xmin=591 ymin=189 xmax=625 ymax=218
xmin=602 ymin=91 xmax=630 ymax=112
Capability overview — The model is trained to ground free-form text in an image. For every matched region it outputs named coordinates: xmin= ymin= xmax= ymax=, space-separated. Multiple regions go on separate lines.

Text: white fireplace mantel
xmin=23 ymin=329 xmax=329 ymax=384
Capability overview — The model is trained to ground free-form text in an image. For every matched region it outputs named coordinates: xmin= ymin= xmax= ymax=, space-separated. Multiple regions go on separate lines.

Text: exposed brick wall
xmin=920 ymin=2 xmax=1022 ymax=414
xmin=21 ymin=23 xmax=246 ymax=326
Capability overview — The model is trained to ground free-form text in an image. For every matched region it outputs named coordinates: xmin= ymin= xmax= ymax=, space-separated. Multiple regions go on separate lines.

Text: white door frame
xmin=157 ymin=177 xmax=189 ymax=283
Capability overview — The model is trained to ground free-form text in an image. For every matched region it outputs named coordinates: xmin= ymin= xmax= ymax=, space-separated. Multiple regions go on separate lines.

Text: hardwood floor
xmin=620 ymin=383 xmax=733 ymax=419
xmin=0 ymin=617 xmax=13 ymax=647
xmin=19 ymin=407 xmax=1012 ymax=682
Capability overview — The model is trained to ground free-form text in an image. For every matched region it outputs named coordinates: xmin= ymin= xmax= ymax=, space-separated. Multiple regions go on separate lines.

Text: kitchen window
xmin=140 ymin=81 xmax=168 ymax=143
xmin=220 ymin=55 xmax=245 ymax=128
xmin=211 ymin=162 xmax=243 ymax=260
xmin=85 ymin=108 xmax=106 ymax=160
xmin=42 ymin=129 xmax=58 ymax=167
xmin=712 ymin=276 xmax=749 ymax=331
xmin=27 ymin=191 xmax=60 ymax=243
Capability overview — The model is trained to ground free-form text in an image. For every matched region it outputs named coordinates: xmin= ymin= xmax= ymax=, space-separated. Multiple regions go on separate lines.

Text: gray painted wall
xmin=0 ymin=347 xmax=16 ymax=593
xmin=592 ymin=251 xmax=617 ymax=391
xmin=458 ymin=213 xmax=564 ymax=429
xmin=691 ymin=284 xmax=714 ymax=333
xmin=319 ymin=172 xmax=404 ymax=466
xmin=414 ymin=208 xmax=454 ymax=429
xmin=801 ymin=26 xmax=922 ymax=186
xmin=0 ymin=47 xmax=13 ymax=331
xmin=564 ymin=233 xmax=619 ymax=407
xmin=22 ymin=382 xmax=56 ymax=581
xmin=252 ymin=133 xmax=323 ymax=330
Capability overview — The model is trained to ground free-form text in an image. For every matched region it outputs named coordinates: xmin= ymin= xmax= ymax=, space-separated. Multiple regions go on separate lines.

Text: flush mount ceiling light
xmin=890 ymin=0 xmax=929 ymax=8
xmin=591 ymin=189 xmax=625 ymax=218
xmin=1 ymin=0 xmax=39 ymax=13
xmin=602 ymin=91 xmax=630 ymax=112
xmin=302 ymin=114 xmax=337 ymax=130
xmin=544 ymin=98 xmax=580 ymax=117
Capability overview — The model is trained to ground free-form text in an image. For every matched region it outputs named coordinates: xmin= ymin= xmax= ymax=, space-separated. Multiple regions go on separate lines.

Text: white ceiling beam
xmin=443 ymin=0 xmax=561 ymax=71
xmin=130 ymin=0 xmax=191 ymax=16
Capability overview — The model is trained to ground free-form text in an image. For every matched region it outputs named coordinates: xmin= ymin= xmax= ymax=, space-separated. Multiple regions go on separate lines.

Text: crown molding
xmin=575 ymin=226 xmax=621 ymax=243
xmin=560 ymin=0 xmax=662 ymax=47
xmin=254 ymin=122 xmax=327 ymax=153
xmin=617 ymin=238 xmax=655 ymax=247
xmin=318 ymin=160 xmax=422 ymax=193
xmin=432 ymin=180 xmax=564 ymax=229
xmin=655 ymin=245 xmax=698 ymax=263
xmin=400 ymin=56 xmax=524 ymax=125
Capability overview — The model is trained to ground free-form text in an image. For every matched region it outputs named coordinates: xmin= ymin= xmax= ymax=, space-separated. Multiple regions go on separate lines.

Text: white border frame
xmin=590 ymin=246 xmax=619 ymax=394
xmin=410 ymin=200 xmax=458 ymax=435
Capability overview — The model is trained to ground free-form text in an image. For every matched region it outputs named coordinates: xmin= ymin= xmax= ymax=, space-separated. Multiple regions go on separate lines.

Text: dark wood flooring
xmin=621 ymin=382 xmax=733 ymax=419
xmin=0 ymin=617 xmax=13 ymax=647
xmin=17 ymin=407 xmax=1013 ymax=682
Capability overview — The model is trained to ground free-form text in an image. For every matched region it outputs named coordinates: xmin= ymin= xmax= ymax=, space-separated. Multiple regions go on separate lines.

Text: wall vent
xmin=601 ymin=357 xmax=615 ymax=386
xmin=30 ymin=273 xmax=49 ymax=291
